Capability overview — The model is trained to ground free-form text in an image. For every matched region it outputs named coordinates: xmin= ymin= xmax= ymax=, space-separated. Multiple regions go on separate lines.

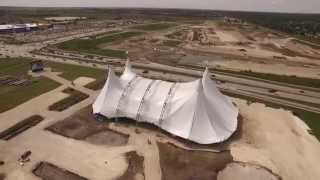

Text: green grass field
xmin=212 ymin=68 xmax=320 ymax=90
xmin=131 ymin=23 xmax=176 ymax=31
xmin=0 ymin=58 xmax=60 ymax=113
xmin=46 ymin=61 xmax=105 ymax=81
xmin=45 ymin=61 xmax=106 ymax=90
xmin=56 ymin=31 xmax=143 ymax=58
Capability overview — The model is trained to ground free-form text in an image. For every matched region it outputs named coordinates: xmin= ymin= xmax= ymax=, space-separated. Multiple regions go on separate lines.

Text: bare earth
xmin=73 ymin=77 xmax=95 ymax=87
xmin=230 ymin=99 xmax=320 ymax=180
xmin=0 ymin=70 xmax=320 ymax=180
xmin=217 ymin=162 xmax=281 ymax=180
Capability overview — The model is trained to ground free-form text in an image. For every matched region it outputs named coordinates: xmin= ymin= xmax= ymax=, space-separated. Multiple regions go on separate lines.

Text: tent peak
xmin=202 ymin=67 xmax=210 ymax=80
xmin=124 ymin=60 xmax=133 ymax=73
xmin=107 ymin=66 xmax=115 ymax=76
xmin=125 ymin=59 xmax=131 ymax=69
xmin=122 ymin=59 xmax=136 ymax=80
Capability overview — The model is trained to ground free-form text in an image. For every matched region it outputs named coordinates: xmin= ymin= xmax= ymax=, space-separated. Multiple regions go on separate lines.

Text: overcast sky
xmin=0 ymin=0 xmax=319 ymax=13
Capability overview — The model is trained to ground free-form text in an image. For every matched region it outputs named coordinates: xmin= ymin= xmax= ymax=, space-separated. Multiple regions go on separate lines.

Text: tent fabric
xmin=93 ymin=61 xmax=238 ymax=144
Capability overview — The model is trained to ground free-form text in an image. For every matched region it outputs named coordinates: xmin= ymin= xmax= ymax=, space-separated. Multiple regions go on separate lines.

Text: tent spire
xmin=202 ymin=67 xmax=210 ymax=81
xmin=124 ymin=59 xmax=133 ymax=74
xmin=107 ymin=65 xmax=115 ymax=77
xmin=203 ymin=67 xmax=209 ymax=75
xmin=121 ymin=59 xmax=136 ymax=80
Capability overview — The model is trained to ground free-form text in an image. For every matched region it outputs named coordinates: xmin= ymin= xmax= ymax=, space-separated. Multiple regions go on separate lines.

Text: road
xmin=1 ymin=29 xmax=320 ymax=114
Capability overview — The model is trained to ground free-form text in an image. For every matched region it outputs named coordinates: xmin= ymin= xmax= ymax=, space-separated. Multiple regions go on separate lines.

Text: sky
xmin=0 ymin=0 xmax=319 ymax=13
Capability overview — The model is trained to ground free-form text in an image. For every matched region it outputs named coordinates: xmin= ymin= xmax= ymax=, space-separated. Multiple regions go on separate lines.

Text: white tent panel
xmin=189 ymin=98 xmax=220 ymax=143
xmin=118 ymin=77 xmax=152 ymax=119
xmin=93 ymin=61 xmax=238 ymax=144
xmin=160 ymin=90 xmax=198 ymax=139
xmin=93 ymin=69 xmax=122 ymax=117
xmin=139 ymin=80 xmax=172 ymax=124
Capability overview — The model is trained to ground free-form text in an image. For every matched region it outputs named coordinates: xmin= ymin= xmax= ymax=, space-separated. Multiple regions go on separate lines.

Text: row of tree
xmin=221 ymin=11 xmax=320 ymax=42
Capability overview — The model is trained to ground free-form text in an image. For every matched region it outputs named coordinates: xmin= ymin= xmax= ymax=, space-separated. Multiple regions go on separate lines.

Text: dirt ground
xmin=6 ymin=96 xmax=318 ymax=180
xmin=47 ymin=106 xmax=129 ymax=146
xmin=33 ymin=162 xmax=88 ymax=180
xmin=230 ymin=98 xmax=320 ymax=180
xmin=217 ymin=162 xmax=281 ymax=180
xmin=46 ymin=106 xmax=106 ymax=139
xmin=73 ymin=77 xmax=95 ymax=87
xmin=104 ymin=20 xmax=320 ymax=79
xmin=117 ymin=151 xmax=145 ymax=180
xmin=157 ymin=142 xmax=233 ymax=180
xmin=85 ymin=130 xmax=129 ymax=146
xmin=0 ymin=115 xmax=43 ymax=140
xmin=0 ymin=173 xmax=5 ymax=180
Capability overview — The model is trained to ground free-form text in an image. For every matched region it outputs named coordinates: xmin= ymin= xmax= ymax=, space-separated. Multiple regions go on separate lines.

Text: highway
xmin=31 ymin=50 xmax=320 ymax=114
xmin=1 ymin=30 xmax=320 ymax=114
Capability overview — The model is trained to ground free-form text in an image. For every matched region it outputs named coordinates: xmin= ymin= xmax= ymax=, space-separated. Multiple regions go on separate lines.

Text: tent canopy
xmin=93 ymin=61 xmax=238 ymax=144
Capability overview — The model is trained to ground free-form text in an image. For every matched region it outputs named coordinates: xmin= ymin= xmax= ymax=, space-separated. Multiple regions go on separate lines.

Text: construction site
xmin=0 ymin=8 xmax=320 ymax=180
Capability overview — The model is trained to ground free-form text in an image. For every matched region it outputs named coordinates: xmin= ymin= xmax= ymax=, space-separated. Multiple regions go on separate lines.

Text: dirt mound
xmin=217 ymin=162 xmax=281 ymax=180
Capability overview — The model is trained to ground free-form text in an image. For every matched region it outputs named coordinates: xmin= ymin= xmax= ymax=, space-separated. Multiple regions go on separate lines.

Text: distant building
xmin=0 ymin=23 xmax=51 ymax=34
xmin=44 ymin=17 xmax=87 ymax=22
xmin=30 ymin=60 xmax=44 ymax=72
xmin=44 ymin=17 xmax=87 ymax=25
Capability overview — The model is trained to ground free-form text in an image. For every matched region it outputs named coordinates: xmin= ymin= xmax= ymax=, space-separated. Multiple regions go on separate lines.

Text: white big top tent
xmin=93 ymin=61 xmax=238 ymax=144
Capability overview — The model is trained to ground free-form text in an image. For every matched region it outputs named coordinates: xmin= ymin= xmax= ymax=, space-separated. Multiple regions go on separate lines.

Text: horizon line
xmin=0 ymin=6 xmax=319 ymax=15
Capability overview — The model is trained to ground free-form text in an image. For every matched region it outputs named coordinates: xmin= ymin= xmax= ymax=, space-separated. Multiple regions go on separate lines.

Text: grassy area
xmin=212 ymin=68 xmax=320 ymax=89
xmin=223 ymin=91 xmax=320 ymax=141
xmin=269 ymin=94 xmax=320 ymax=109
xmin=91 ymin=30 xmax=121 ymax=39
xmin=131 ymin=23 xmax=176 ymax=31
xmin=0 ymin=58 xmax=60 ymax=113
xmin=162 ymin=40 xmax=182 ymax=47
xmin=48 ymin=88 xmax=89 ymax=112
xmin=84 ymin=78 xmax=106 ymax=90
xmin=0 ymin=77 xmax=60 ymax=113
xmin=45 ymin=61 xmax=106 ymax=90
xmin=56 ymin=31 xmax=143 ymax=58
xmin=245 ymin=89 xmax=320 ymax=108
xmin=49 ymin=88 xmax=88 ymax=111
xmin=0 ymin=57 xmax=31 ymax=75
xmin=46 ymin=61 xmax=105 ymax=81
xmin=0 ymin=115 xmax=43 ymax=140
